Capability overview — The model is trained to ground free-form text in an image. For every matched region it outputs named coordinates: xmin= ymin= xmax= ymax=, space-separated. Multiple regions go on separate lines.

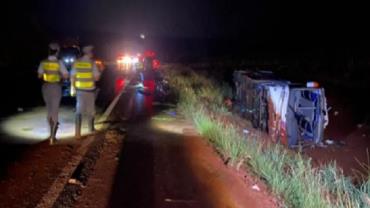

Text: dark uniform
xmin=71 ymin=46 xmax=100 ymax=137
xmin=37 ymin=44 xmax=68 ymax=144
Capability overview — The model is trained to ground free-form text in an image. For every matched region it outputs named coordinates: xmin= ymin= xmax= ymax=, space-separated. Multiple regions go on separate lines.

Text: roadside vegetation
xmin=163 ymin=64 xmax=370 ymax=208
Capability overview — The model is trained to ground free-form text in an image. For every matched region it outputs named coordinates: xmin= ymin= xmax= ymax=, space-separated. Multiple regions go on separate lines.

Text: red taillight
xmin=115 ymin=78 xmax=125 ymax=95
xmin=153 ymin=59 xmax=160 ymax=70
xmin=144 ymin=50 xmax=156 ymax=58
xmin=143 ymin=80 xmax=155 ymax=93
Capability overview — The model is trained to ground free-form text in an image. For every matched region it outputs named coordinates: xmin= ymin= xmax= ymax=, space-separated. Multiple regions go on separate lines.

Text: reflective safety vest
xmin=42 ymin=60 xmax=61 ymax=83
xmin=73 ymin=61 xmax=95 ymax=90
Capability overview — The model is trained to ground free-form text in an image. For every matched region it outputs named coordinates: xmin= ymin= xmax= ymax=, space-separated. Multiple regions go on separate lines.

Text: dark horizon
xmin=1 ymin=0 xmax=370 ymax=65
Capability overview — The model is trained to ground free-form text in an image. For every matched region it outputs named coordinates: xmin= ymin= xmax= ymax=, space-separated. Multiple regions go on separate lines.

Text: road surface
xmin=72 ymin=87 xmax=278 ymax=208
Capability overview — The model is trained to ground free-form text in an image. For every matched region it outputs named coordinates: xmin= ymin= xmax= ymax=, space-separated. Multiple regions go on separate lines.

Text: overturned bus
xmin=233 ymin=70 xmax=329 ymax=147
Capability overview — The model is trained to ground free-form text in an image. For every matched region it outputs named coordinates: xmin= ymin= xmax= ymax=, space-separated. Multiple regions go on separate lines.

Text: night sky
xmin=1 ymin=0 xmax=370 ymax=61
xmin=34 ymin=0 xmax=268 ymax=39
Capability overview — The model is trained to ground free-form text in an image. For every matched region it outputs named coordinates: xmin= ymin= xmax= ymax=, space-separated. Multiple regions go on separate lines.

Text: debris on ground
xmin=21 ymin=127 xmax=33 ymax=131
xmin=224 ymin=157 xmax=231 ymax=166
xmin=224 ymin=98 xmax=233 ymax=110
xmin=167 ymin=111 xmax=177 ymax=117
xmin=316 ymin=142 xmax=327 ymax=148
xmin=243 ymin=129 xmax=250 ymax=135
xmin=236 ymin=159 xmax=244 ymax=171
xmin=362 ymin=193 xmax=370 ymax=207
xmin=68 ymin=178 xmax=82 ymax=186
xmin=319 ymin=139 xmax=347 ymax=148
xmin=252 ymin=184 xmax=260 ymax=192
xmin=119 ymin=127 xmax=126 ymax=133
xmin=164 ymin=198 xmax=197 ymax=204
xmin=338 ymin=140 xmax=346 ymax=146
xmin=120 ymin=116 xmax=128 ymax=121
xmin=325 ymin=139 xmax=334 ymax=145
xmin=105 ymin=129 xmax=124 ymax=143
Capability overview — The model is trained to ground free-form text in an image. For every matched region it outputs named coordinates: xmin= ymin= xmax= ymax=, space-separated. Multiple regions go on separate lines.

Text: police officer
xmin=37 ymin=43 xmax=69 ymax=144
xmin=71 ymin=45 xmax=100 ymax=138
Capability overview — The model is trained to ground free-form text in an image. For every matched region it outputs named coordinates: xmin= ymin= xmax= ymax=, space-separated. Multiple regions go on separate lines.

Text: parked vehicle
xmin=59 ymin=45 xmax=81 ymax=97
xmin=233 ymin=70 xmax=329 ymax=147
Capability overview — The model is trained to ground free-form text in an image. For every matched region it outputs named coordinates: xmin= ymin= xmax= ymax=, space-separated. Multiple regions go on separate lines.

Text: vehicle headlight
xmin=123 ymin=56 xmax=132 ymax=64
xmin=132 ymin=57 xmax=139 ymax=63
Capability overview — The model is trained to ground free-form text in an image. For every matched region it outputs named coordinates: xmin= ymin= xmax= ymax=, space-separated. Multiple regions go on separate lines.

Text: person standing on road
xmin=37 ymin=43 xmax=69 ymax=145
xmin=71 ymin=45 xmax=101 ymax=138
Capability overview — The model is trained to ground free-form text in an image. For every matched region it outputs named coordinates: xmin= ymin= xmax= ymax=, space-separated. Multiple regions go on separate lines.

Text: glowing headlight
xmin=64 ymin=57 xmax=75 ymax=64
xmin=132 ymin=57 xmax=139 ymax=63
xmin=122 ymin=56 xmax=132 ymax=64
xmin=306 ymin=81 xmax=320 ymax=88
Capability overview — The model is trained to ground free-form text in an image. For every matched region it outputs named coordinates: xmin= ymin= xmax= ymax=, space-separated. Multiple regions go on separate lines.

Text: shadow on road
xmin=108 ymin=88 xmax=213 ymax=208
xmin=108 ymin=124 xmax=156 ymax=207
xmin=0 ymin=142 xmax=28 ymax=179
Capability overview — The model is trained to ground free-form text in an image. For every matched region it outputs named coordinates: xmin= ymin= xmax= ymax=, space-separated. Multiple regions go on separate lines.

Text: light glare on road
xmin=1 ymin=107 xmax=101 ymax=144
xmin=150 ymin=113 xmax=195 ymax=135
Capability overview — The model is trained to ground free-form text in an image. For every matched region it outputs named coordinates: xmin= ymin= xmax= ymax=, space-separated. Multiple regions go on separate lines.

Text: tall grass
xmin=164 ymin=64 xmax=370 ymax=208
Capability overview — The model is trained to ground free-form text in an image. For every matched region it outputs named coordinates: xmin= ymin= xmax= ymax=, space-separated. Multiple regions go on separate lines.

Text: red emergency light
xmin=153 ymin=59 xmax=160 ymax=70
xmin=143 ymin=50 xmax=156 ymax=58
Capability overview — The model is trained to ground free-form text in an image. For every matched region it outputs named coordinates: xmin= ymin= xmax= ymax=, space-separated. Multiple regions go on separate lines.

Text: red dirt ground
xmin=306 ymin=96 xmax=370 ymax=178
xmin=0 ymin=140 xmax=80 ymax=208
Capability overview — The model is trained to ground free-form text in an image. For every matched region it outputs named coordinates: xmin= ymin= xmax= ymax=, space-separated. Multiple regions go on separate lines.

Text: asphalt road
xmin=73 ymin=85 xmax=278 ymax=208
